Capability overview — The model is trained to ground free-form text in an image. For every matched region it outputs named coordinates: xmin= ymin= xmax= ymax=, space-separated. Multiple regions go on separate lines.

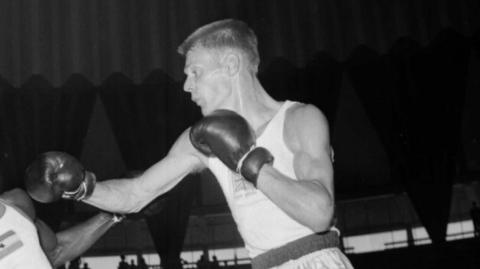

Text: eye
xmin=192 ymin=67 xmax=204 ymax=78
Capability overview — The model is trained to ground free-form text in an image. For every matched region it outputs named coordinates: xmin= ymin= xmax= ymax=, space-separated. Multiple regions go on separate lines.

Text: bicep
xmin=130 ymin=128 xmax=205 ymax=199
xmin=35 ymin=219 xmax=58 ymax=256
xmin=288 ymin=105 xmax=334 ymax=195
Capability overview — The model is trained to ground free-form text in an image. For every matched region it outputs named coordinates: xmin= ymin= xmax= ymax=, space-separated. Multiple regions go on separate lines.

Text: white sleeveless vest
xmin=0 ymin=199 xmax=52 ymax=269
xmin=208 ymin=101 xmax=315 ymax=258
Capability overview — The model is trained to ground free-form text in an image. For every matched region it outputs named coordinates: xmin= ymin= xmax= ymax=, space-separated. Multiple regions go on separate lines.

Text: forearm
xmin=84 ymin=151 xmax=200 ymax=213
xmin=50 ymin=212 xmax=122 ymax=267
xmin=257 ymin=165 xmax=334 ymax=232
xmin=84 ymin=178 xmax=152 ymax=213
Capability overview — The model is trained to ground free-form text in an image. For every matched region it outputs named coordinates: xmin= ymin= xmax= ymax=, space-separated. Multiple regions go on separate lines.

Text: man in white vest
xmin=26 ymin=19 xmax=353 ymax=269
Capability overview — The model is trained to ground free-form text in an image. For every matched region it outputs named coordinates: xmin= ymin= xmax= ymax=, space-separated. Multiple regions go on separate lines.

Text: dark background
xmin=0 ymin=0 xmax=479 ymax=268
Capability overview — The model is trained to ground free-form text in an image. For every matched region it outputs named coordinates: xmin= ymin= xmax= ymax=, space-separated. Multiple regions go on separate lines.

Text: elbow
xmin=121 ymin=198 xmax=146 ymax=214
xmin=128 ymin=203 xmax=146 ymax=214
xmin=49 ymin=247 xmax=68 ymax=268
xmin=309 ymin=197 xmax=335 ymax=233
xmin=52 ymin=258 xmax=66 ymax=269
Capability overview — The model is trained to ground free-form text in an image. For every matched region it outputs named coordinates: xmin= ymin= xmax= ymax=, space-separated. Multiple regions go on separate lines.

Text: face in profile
xmin=183 ymin=47 xmax=232 ymax=115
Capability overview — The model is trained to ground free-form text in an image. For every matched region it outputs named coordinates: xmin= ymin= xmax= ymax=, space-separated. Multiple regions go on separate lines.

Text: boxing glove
xmin=24 ymin=151 xmax=96 ymax=203
xmin=190 ymin=109 xmax=274 ymax=186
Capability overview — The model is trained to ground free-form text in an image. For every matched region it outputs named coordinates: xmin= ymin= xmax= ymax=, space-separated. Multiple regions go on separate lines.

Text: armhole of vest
xmin=0 ymin=198 xmax=35 ymax=224
xmin=0 ymin=202 xmax=5 ymax=218
xmin=282 ymin=101 xmax=302 ymax=156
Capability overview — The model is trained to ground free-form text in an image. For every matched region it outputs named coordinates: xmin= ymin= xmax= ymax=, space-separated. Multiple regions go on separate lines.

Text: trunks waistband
xmin=251 ymin=231 xmax=340 ymax=269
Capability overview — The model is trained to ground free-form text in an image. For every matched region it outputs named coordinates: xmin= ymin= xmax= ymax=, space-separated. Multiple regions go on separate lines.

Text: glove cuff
xmin=240 ymin=147 xmax=274 ymax=187
xmin=83 ymin=171 xmax=96 ymax=199
xmin=62 ymin=171 xmax=96 ymax=201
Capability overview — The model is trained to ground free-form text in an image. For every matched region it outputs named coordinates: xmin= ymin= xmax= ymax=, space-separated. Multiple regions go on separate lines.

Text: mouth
xmin=191 ymin=98 xmax=201 ymax=106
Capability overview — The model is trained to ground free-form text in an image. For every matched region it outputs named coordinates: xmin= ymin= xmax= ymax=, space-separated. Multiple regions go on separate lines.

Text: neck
xmin=232 ymin=71 xmax=282 ymax=135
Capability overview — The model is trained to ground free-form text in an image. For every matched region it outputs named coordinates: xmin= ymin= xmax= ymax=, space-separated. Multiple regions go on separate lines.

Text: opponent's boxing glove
xmin=190 ymin=109 xmax=274 ymax=186
xmin=24 ymin=151 xmax=96 ymax=203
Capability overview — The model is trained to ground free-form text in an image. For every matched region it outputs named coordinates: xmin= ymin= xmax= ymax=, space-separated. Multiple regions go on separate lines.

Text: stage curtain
xmin=0 ymin=74 xmax=96 ymax=228
xmin=346 ymin=29 xmax=471 ymax=243
xmin=98 ymin=70 xmax=200 ymax=268
xmin=0 ymin=0 xmax=477 ymax=87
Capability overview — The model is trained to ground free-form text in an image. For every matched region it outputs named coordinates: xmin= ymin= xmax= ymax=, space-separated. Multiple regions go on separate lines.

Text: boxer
xmin=25 ymin=19 xmax=353 ymax=268
xmin=0 ymin=188 xmax=122 ymax=268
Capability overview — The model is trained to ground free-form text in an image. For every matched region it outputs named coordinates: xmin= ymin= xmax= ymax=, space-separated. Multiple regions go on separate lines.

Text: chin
xmin=200 ymin=107 xmax=210 ymax=116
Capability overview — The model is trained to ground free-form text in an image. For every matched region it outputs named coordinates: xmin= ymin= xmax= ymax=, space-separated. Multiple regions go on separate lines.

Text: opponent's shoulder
xmin=0 ymin=188 xmax=36 ymax=220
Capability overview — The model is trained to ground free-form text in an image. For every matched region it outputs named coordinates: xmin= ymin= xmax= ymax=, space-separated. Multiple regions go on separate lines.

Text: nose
xmin=183 ymin=78 xmax=193 ymax=92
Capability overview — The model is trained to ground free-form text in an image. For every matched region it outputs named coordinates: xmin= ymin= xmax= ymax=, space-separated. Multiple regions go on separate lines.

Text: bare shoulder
xmin=0 ymin=188 xmax=36 ymax=220
xmin=169 ymin=127 xmax=202 ymax=157
xmin=284 ymin=103 xmax=330 ymax=152
xmin=286 ymin=103 xmax=328 ymax=127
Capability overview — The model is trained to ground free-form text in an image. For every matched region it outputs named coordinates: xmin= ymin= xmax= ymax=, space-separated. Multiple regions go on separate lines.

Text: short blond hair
xmin=178 ymin=19 xmax=260 ymax=73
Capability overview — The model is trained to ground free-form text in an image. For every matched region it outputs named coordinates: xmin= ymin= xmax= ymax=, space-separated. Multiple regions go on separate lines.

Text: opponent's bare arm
xmin=84 ymin=129 xmax=205 ymax=213
xmin=38 ymin=212 xmax=121 ymax=268
xmin=256 ymin=104 xmax=334 ymax=232
xmin=1 ymin=189 xmax=118 ymax=267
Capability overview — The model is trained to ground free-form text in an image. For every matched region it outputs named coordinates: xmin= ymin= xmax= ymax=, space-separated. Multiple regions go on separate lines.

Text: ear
xmin=222 ymin=52 xmax=241 ymax=76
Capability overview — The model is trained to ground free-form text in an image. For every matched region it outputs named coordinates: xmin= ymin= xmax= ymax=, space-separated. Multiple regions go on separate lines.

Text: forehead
xmin=184 ymin=47 xmax=219 ymax=70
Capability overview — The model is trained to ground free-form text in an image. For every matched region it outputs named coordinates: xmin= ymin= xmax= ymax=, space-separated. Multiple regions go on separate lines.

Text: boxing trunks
xmin=252 ymin=230 xmax=353 ymax=269
xmin=0 ymin=199 xmax=52 ymax=269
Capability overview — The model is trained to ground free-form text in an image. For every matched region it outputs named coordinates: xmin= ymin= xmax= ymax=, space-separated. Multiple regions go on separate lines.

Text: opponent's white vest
xmin=0 ymin=199 xmax=52 ymax=269
xmin=208 ymin=100 xmax=315 ymax=258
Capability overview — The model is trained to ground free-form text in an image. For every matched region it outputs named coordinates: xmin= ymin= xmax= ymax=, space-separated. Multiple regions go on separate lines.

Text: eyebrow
xmin=183 ymin=65 xmax=192 ymax=74
xmin=184 ymin=64 xmax=201 ymax=74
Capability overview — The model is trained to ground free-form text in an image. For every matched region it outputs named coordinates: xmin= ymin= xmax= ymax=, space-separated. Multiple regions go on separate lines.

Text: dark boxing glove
xmin=190 ymin=109 xmax=274 ymax=186
xmin=25 ymin=151 xmax=96 ymax=203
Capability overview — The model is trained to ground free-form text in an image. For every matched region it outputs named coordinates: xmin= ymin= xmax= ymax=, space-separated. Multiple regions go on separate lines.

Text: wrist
xmin=99 ymin=212 xmax=125 ymax=224
xmin=255 ymin=163 xmax=273 ymax=190
xmin=240 ymin=147 xmax=274 ymax=187
xmin=111 ymin=213 xmax=125 ymax=224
